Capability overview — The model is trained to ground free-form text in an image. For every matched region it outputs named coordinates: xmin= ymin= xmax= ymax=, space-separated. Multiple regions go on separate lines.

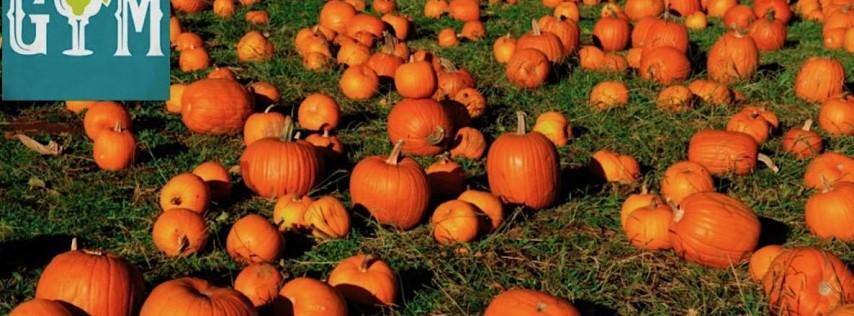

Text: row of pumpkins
xmin=18 ymin=0 xmax=854 ymax=315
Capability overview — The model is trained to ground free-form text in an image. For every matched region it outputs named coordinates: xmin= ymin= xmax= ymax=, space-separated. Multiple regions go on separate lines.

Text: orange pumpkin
xmin=9 ymin=299 xmax=73 ymax=316
xmin=340 ymin=65 xmax=379 ymax=100
xmin=660 ymin=161 xmax=714 ymax=205
xmin=66 ymin=100 xmax=94 ymax=113
xmin=458 ymin=189 xmax=503 ymax=233
xmin=484 ymin=289 xmax=580 ymax=316
xmin=431 ymin=200 xmax=481 ymax=244
xmin=517 ymin=20 xmax=565 ymax=63
xmin=249 ymin=82 xmax=280 ymax=105
xmin=452 ymin=87 xmax=486 ymax=119
xmin=165 ymin=85 xmax=185 ymax=113
xmin=237 ymin=31 xmax=274 ymax=62
xmin=181 ymin=78 xmax=253 ymax=134
xmin=226 ymin=214 xmax=283 ymax=264
xmin=725 ymin=106 xmax=780 ymax=144
xmin=461 ymin=20 xmax=486 ymax=41
xmin=688 ymin=129 xmax=775 ymax=176
xmin=591 ymin=150 xmax=641 ymax=184
xmin=592 ymin=16 xmax=631 ymax=52
xmin=298 ymin=93 xmax=340 ymax=132
xmin=367 ymin=50 xmax=404 ymax=78
xmin=639 ymin=47 xmax=691 ymax=85
xmin=152 ymin=208 xmax=209 ymax=257
xmin=192 ymin=161 xmax=232 ymax=201
xmin=805 ymin=181 xmax=854 ymax=241
xmin=438 ymin=28 xmax=460 ymax=47
xmin=487 ymin=112 xmax=560 ymax=210
xmin=532 ymin=111 xmax=572 ymax=148
xmin=506 ymin=48 xmax=550 ymax=89
xmin=685 ymin=12 xmax=708 ymax=30
xmin=749 ymin=10 xmax=787 ymax=51
xmin=245 ymin=10 xmax=270 ymax=24
xmin=83 ymin=101 xmax=132 ymax=140
xmin=783 ymin=120 xmax=823 ymax=159
xmin=666 ymin=0 xmax=701 ymax=16
xmin=723 ymin=5 xmax=757 ymax=30
xmin=450 ymin=127 xmax=487 ymax=160
xmin=275 ymin=278 xmax=347 ymax=316
xmin=305 ymin=130 xmax=345 ymax=160
xmin=272 ymin=194 xmax=313 ymax=231
xmin=706 ymin=0 xmax=737 ymax=17
xmin=632 ymin=17 xmax=690 ymax=53
xmin=172 ymin=0 xmax=206 ymax=13
xmin=688 ymin=79 xmax=733 ymax=106
xmin=625 ymin=0 xmax=665 ymax=21
xmin=538 ymin=15 xmax=580 ymax=56
xmin=175 ymin=32 xmax=204 ymax=51
xmin=242 ymin=107 xmax=287 ymax=146
xmin=303 ymin=196 xmax=351 ymax=239
xmin=373 ymin=0 xmax=395 ymax=13
xmin=424 ymin=0 xmax=449 ymax=18
xmin=336 ymin=42 xmax=371 ymax=66
xmin=213 ymin=0 xmax=235 ymax=17
xmin=621 ymin=188 xmax=664 ymax=228
xmin=387 ymin=98 xmax=453 ymax=156
xmin=670 ymin=192 xmax=760 ymax=268
xmin=159 ymin=172 xmax=210 ymax=213
xmin=320 ymin=1 xmax=356 ymax=33
xmin=493 ymin=34 xmax=517 ymax=64
xmin=234 ymin=263 xmax=282 ymax=307
xmin=394 ymin=60 xmax=437 ymax=99
xmin=589 ymin=81 xmax=629 ymax=110
xmin=170 ymin=16 xmax=182 ymax=45
xmin=803 ymin=152 xmax=854 ymax=190
xmin=382 ymin=14 xmax=410 ymax=40
xmin=179 ymin=48 xmax=210 ymax=72
xmin=623 ymin=201 xmax=674 ymax=250
xmin=448 ymin=0 xmax=480 ymax=21
xmin=554 ymin=2 xmax=580 ymax=21
xmin=749 ymin=245 xmax=784 ymax=281
xmin=36 ymin=239 xmax=144 ymax=316
xmin=819 ymin=96 xmax=854 ymax=136
xmin=754 ymin=0 xmax=792 ymax=23
xmin=328 ymin=254 xmax=397 ymax=306
xmin=349 ymin=141 xmax=430 ymax=230
xmin=831 ymin=305 xmax=854 ymax=316
xmin=207 ymin=67 xmax=236 ymax=80
xmin=426 ymin=157 xmax=466 ymax=198
xmin=794 ymin=57 xmax=846 ymax=103
xmin=240 ymin=118 xmax=323 ymax=198
xmin=707 ymin=31 xmax=759 ymax=84
xmin=436 ymin=62 xmax=475 ymax=99
xmin=140 ymin=277 xmax=255 ymax=316
xmin=656 ymin=84 xmax=694 ymax=112
xmin=93 ymin=124 xmax=136 ymax=171
xmin=763 ymin=248 xmax=854 ymax=316
xmin=345 ymin=14 xmax=385 ymax=43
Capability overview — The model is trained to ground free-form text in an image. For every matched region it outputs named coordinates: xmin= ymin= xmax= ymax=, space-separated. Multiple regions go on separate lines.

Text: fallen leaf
xmin=28 ymin=176 xmax=46 ymax=188
xmin=10 ymin=134 xmax=63 ymax=156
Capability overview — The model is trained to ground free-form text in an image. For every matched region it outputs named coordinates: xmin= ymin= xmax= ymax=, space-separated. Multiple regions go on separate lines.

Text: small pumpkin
xmin=656 ymin=84 xmax=694 ymax=112
xmin=723 ymin=5 xmax=757 ymax=30
xmin=382 ymin=14 xmax=410 ymax=40
xmin=305 ymin=130 xmax=345 ymax=160
xmin=687 ymin=129 xmax=777 ymax=176
xmin=453 ymin=88 xmax=486 ymax=119
xmin=181 ymin=78 xmax=253 ymax=135
xmin=237 ymin=31 xmax=274 ymax=62
xmin=725 ymin=106 xmax=780 ymax=144
xmin=170 ymin=16 xmax=182 ymax=45
xmin=275 ymin=278 xmax=347 ymax=316
xmin=448 ymin=0 xmax=480 ymax=21
xmin=805 ymin=181 xmax=854 ymax=241
xmin=9 ymin=299 xmax=73 ymax=316
xmin=303 ymin=196 xmax=351 ymax=239
xmin=387 ymin=98 xmax=453 ymax=156
xmin=213 ymin=0 xmax=235 ymax=17
xmin=245 ymin=10 xmax=270 ymax=24
xmin=298 ymin=93 xmax=340 ymax=132
xmin=243 ymin=106 xmax=287 ymax=146
xmin=639 ymin=47 xmax=691 ymax=85
xmin=66 ymin=100 xmax=94 ymax=113
xmin=234 ymin=263 xmax=282 ymax=307
xmin=493 ymin=34 xmax=517 ymax=64
xmin=175 ymin=32 xmax=204 ymax=51
xmin=426 ymin=157 xmax=466 ymax=198
xmin=373 ymin=0 xmax=395 ymax=14
xmin=707 ymin=31 xmax=759 ymax=84
xmin=272 ymin=194 xmax=313 ymax=231
xmin=367 ymin=50 xmax=404 ymax=78
xmin=436 ymin=60 xmax=475 ymax=99
xmin=395 ymin=59 xmax=438 ymax=99
xmin=591 ymin=150 xmax=641 ymax=185
xmin=140 ymin=277 xmax=255 ymax=316
xmin=621 ymin=187 xmax=664 ymax=228
xmin=320 ymin=1 xmax=356 ymax=33
xmin=505 ymin=48 xmax=550 ymax=89
xmin=803 ymin=152 xmax=854 ymax=190
xmin=794 ymin=57 xmax=846 ymax=103
xmin=706 ymin=0 xmax=737 ymax=17
xmin=749 ymin=10 xmax=787 ymax=51
xmin=782 ymin=120 xmax=823 ymax=160
xmin=328 ymin=254 xmax=398 ymax=306
xmin=159 ymin=173 xmax=209 ymax=213
xmin=819 ymin=96 xmax=854 ymax=136
xmin=461 ymin=21 xmax=486 ymax=41
xmin=688 ymin=79 xmax=733 ymax=106
xmin=431 ymin=200 xmax=481 ymax=244
xmin=83 ymin=101 xmax=132 ymax=140
xmin=517 ymin=20 xmax=565 ymax=63
xmin=336 ymin=42 xmax=371 ymax=66
xmin=660 ymin=161 xmax=714 ymax=205
xmin=424 ymin=0 xmax=449 ymax=18
xmin=749 ymin=244 xmax=784 ymax=281
xmin=192 ymin=161 xmax=232 ymax=201
xmin=484 ymin=289 xmax=580 ymax=316
xmin=207 ymin=67 xmax=236 ymax=80
xmin=554 ymin=2 xmax=580 ymax=21
xmin=623 ymin=201 xmax=674 ymax=250
xmin=763 ymin=248 xmax=854 ymax=316
xmin=340 ymin=65 xmax=379 ymax=100
xmin=685 ymin=12 xmax=708 ymax=30
xmin=625 ymin=0 xmax=665 ymax=21
xmin=667 ymin=0 xmax=701 ymax=16
xmin=345 ymin=14 xmax=385 ymax=43
xmin=458 ymin=189 xmax=503 ymax=233
xmin=93 ymin=124 xmax=136 ymax=171
xmin=172 ymin=0 xmax=206 ymax=13
xmin=450 ymin=127 xmax=487 ymax=160
xmin=592 ymin=16 xmax=631 ymax=52
xmin=589 ymin=81 xmax=629 ymax=110
xmin=152 ymin=208 xmax=209 ymax=257
xmin=249 ymin=81 xmax=280 ymax=106
xmin=226 ymin=214 xmax=283 ymax=264
xmin=165 ymin=85 xmax=186 ymax=114
xmin=179 ymin=48 xmax=210 ymax=72
xmin=487 ymin=112 xmax=560 ymax=210
xmin=532 ymin=111 xmax=572 ymax=148
xmin=438 ymin=28 xmax=460 ymax=47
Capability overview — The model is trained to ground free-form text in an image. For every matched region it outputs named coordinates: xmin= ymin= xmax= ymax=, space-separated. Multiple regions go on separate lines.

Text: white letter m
xmin=114 ymin=0 xmax=163 ymax=56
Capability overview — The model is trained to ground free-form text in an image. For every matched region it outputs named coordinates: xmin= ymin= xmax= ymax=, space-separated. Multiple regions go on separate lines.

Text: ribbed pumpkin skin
xmin=234 ymin=263 xmax=282 ymax=307
xmin=35 ymin=250 xmax=144 ymax=316
xmin=634 ymin=18 xmax=690 ymax=53
xmin=805 ymin=182 xmax=854 ymax=241
xmin=706 ymin=32 xmax=758 ymax=84
xmin=669 ymin=192 xmax=760 ymax=268
xmin=763 ymin=248 xmax=854 ymax=316
xmin=10 ymin=298 xmax=73 ymax=316
xmin=140 ymin=278 xmax=257 ymax=316
xmin=487 ymin=130 xmax=559 ymax=210
xmin=387 ymin=98 xmax=453 ymax=156
xmin=804 ymin=152 xmax=854 ymax=190
xmin=795 ymin=57 xmax=846 ymax=103
xmin=328 ymin=254 xmax=398 ymax=306
xmin=240 ymin=138 xmax=322 ymax=198
xmin=687 ymin=129 xmax=758 ymax=176
xmin=484 ymin=289 xmax=580 ymax=316
xmin=275 ymin=278 xmax=347 ymax=316
xmin=349 ymin=152 xmax=430 ymax=230
xmin=830 ymin=305 xmax=854 ymax=316
xmin=660 ymin=161 xmax=715 ymax=205
xmin=181 ymin=79 xmax=254 ymax=134
xmin=639 ymin=46 xmax=691 ymax=85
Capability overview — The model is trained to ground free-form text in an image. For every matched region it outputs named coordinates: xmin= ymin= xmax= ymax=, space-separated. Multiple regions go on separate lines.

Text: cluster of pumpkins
xmin=15 ymin=0 xmax=854 ymax=314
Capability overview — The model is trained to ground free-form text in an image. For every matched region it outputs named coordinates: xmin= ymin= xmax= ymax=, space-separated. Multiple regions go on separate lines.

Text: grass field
xmin=2 ymin=0 xmax=854 ymax=314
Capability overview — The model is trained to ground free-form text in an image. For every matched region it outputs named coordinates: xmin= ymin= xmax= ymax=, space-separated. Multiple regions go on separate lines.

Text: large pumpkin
xmin=803 ymin=152 xmax=854 ymax=190
xmin=181 ymin=78 xmax=254 ymax=134
xmin=706 ymin=31 xmax=758 ymax=84
xmin=670 ymin=192 xmax=760 ymax=268
xmin=794 ymin=57 xmax=846 ymax=103
xmin=9 ymin=298 xmax=73 ymax=316
xmin=349 ymin=140 xmax=430 ymax=230
xmin=805 ymin=181 xmax=854 ymax=241
xmin=487 ymin=112 xmax=560 ymax=210
xmin=660 ymin=160 xmax=715 ymax=205
xmin=639 ymin=46 xmax=691 ymax=85
xmin=274 ymin=278 xmax=347 ymax=316
xmin=240 ymin=117 xmax=323 ymax=198
xmin=328 ymin=254 xmax=398 ymax=306
xmin=35 ymin=239 xmax=144 ymax=316
xmin=140 ymin=277 xmax=256 ymax=316
xmin=234 ymin=263 xmax=282 ymax=307
xmin=763 ymin=248 xmax=854 ymax=316
xmin=687 ymin=129 xmax=768 ymax=176
xmin=484 ymin=289 xmax=580 ymax=316
xmin=819 ymin=96 xmax=854 ymax=136
xmin=387 ymin=98 xmax=453 ymax=156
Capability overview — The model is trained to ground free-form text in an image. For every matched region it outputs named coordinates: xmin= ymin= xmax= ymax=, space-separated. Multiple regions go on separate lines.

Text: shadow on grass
xmin=137 ymin=142 xmax=189 ymax=164
xmin=756 ymin=216 xmax=790 ymax=248
xmin=0 ymin=234 xmax=74 ymax=278
xmin=574 ymin=299 xmax=619 ymax=316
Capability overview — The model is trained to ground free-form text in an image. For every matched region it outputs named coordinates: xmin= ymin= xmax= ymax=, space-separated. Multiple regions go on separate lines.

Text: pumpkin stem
xmin=294 ymin=131 xmax=302 ymax=140
xmin=439 ymin=58 xmax=457 ymax=72
xmin=426 ymin=126 xmax=446 ymax=145
xmin=360 ymin=254 xmax=376 ymax=272
xmin=515 ymin=111 xmax=527 ymax=135
xmin=765 ymin=8 xmax=776 ymax=21
xmin=802 ymin=119 xmax=813 ymax=132
xmin=264 ymin=104 xmax=276 ymax=113
xmin=757 ymin=153 xmax=779 ymax=173
xmin=819 ymin=175 xmax=832 ymax=192
xmin=531 ymin=19 xmax=541 ymax=35
xmin=178 ymin=235 xmax=189 ymax=255
xmin=385 ymin=140 xmax=405 ymax=165
xmin=673 ymin=207 xmax=685 ymax=223
xmin=281 ymin=116 xmax=296 ymax=142
xmin=640 ymin=183 xmax=649 ymax=195
xmin=818 ymin=281 xmax=833 ymax=296
xmin=322 ymin=129 xmax=330 ymax=137
xmin=71 ymin=237 xmax=78 ymax=251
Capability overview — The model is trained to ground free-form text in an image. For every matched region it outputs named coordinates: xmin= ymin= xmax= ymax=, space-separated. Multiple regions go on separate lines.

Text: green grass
xmin=2 ymin=0 xmax=854 ymax=315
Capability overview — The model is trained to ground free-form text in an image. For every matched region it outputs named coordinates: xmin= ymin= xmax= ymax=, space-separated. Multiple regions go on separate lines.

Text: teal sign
xmin=2 ymin=0 xmax=169 ymax=100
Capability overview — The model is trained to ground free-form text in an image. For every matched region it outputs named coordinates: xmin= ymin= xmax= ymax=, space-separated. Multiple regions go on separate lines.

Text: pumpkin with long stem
xmin=328 ymin=254 xmax=398 ymax=306
xmin=782 ymin=120 xmax=823 ymax=159
xmin=687 ymin=129 xmax=778 ymax=176
xmin=140 ymin=277 xmax=256 ymax=316
xmin=93 ymin=122 xmax=136 ymax=171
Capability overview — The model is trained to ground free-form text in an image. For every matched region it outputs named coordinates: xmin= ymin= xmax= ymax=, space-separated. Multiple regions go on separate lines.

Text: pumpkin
xmin=685 ymin=12 xmax=708 ymax=30
xmin=431 ymin=200 xmax=481 ymax=244
xmin=554 ymin=2 xmax=580 ymax=21
xmin=633 ymin=17 xmax=690 ymax=53
xmin=36 ymin=239 xmax=144 ymax=316
xmin=306 ymin=130 xmax=345 ymax=160
xmin=763 ymin=248 xmax=854 ymax=316
xmin=367 ymin=51 xmax=403 ymax=78
xmin=749 ymin=245 xmax=785 ymax=281
xmin=340 ymin=65 xmax=379 ymax=100
xmin=582 ymin=0 xmax=599 ymax=5
xmin=506 ymin=48 xmax=550 ymax=89
xmin=542 ymin=0 xmax=563 ymax=8
xmin=207 ymin=67 xmax=236 ymax=80
xmin=448 ymin=0 xmax=480 ymax=21
xmin=298 ymin=93 xmax=340 ymax=132
xmin=165 ymin=85 xmax=185 ymax=114
xmin=453 ymin=88 xmax=486 ymax=119
xmin=600 ymin=2 xmax=628 ymax=20
xmin=66 ymin=100 xmax=94 ymax=113
xmin=707 ymin=31 xmax=759 ymax=84
xmin=373 ymin=0 xmax=395 ymax=13
xmin=484 ymin=289 xmax=580 ymax=316
xmin=240 ymin=117 xmax=323 ymax=198
xmin=620 ymin=187 xmax=664 ymax=228
xmin=450 ymin=127 xmax=487 ymax=160
xmin=825 ymin=28 xmax=847 ymax=50
xmin=303 ymin=196 xmax=351 ymax=239
xmin=487 ymin=112 xmax=559 ymax=210
xmin=749 ymin=10 xmax=787 ymax=51
xmin=172 ymin=0 xmax=206 ymax=13
xmin=824 ymin=8 xmax=854 ymax=33
xmin=688 ymin=129 xmax=778 ymax=176
xmin=670 ymin=192 xmax=760 ymax=268
xmin=438 ymin=28 xmax=460 ymax=47
xmin=243 ymin=106 xmax=287 ymax=146
xmin=461 ymin=21 xmax=486 ymax=41
xmin=656 ymin=84 xmax=694 ymax=112
xmin=336 ymin=42 xmax=371 ymax=66
xmin=159 ymin=173 xmax=209 ymax=213
xmin=179 ymin=48 xmax=210 ymax=72
xmin=804 ymin=152 xmax=854 ymax=190
xmin=83 ymin=101 xmax=131 ymax=140
xmin=458 ymin=189 xmax=503 ymax=233
xmin=345 ymin=14 xmax=385 ymax=43
xmin=723 ymin=5 xmax=757 ymax=30
xmin=9 ymin=298 xmax=73 ymax=316
xmin=295 ymin=28 xmax=331 ymax=58
xmin=169 ymin=16 xmax=182 ymax=45
xmin=436 ymin=61 xmax=475 ymax=99
xmin=493 ymin=34 xmax=517 ymax=64
xmin=660 ymin=161 xmax=714 ymax=205
xmin=328 ymin=254 xmax=398 ymax=306
xmin=192 ymin=161 xmax=232 ymax=202
xmin=382 ymin=14 xmax=410 ymax=40
xmin=152 ymin=208 xmax=208 ymax=257
xmin=688 ymin=79 xmax=733 ymax=106
xmin=426 ymin=157 xmax=466 ymax=198
xmin=234 ymin=263 xmax=281 ymax=307
xmin=591 ymin=150 xmax=641 ymax=184
xmin=783 ymin=120 xmax=823 ymax=159
xmin=93 ymin=124 xmax=136 ymax=171
xmin=175 ymin=32 xmax=204 ymax=51
xmin=625 ymin=0 xmax=665 ymax=21
xmin=344 ymin=0 xmax=366 ymax=11
xmin=387 ymin=98 xmax=452 ymax=156
xmin=589 ymin=81 xmax=629 ymax=110
xmin=819 ymin=96 xmax=854 ymax=136
xmin=245 ymin=10 xmax=269 ymax=24
xmin=181 ymin=78 xmax=253 ymax=134
xmin=349 ymin=141 xmax=430 ymax=230
xmin=578 ymin=45 xmax=605 ymax=70
xmin=226 ymin=214 xmax=283 ymax=264
xmin=532 ymin=111 xmax=572 ymax=148
xmin=754 ymin=0 xmax=792 ymax=23
xmin=592 ymin=16 xmax=631 ymax=52
xmin=845 ymin=28 xmax=854 ymax=53
xmin=272 ymin=194 xmax=313 ymax=231
xmin=805 ymin=181 xmax=854 ymax=241
xmin=831 ymin=305 xmax=854 ymax=316
xmin=667 ymin=0 xmax=701 ymax=16
xmin=538 ymin=15 xmax=580 ymax=56
xmin=320 ymin=1 xmax=356 ymax=33
xmin=275 ymin=278 xmax=347 ymax=316
xmin=140 ymin=277 xmax=256 ymax=316
xmin=639 ymin=47 xmax=691 ymax=85
xmin=394 ymin=60 xmax=437 ymax=99
xmin=795 ymin=57 xmax=846 ymax=103
xmin=623 ymin=201 xmax=674 ymax=250
xmin=213 ymin=0 xmax=235 ymax=17
xmin=517 ymin=20 xmax=565 ymax=63
xmin=725 ymin=106 xmax=780 ymax=144
xmin=424 ymin=0 xmax=448 ymax=18
xmin=237 ymin=31 xmax=274 ymax=62
xmin=706 ymin=0 xmax=736 ymax=17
